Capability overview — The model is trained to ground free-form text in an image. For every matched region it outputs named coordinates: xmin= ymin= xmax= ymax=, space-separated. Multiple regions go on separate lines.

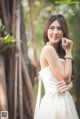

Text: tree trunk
xmin=0 ymin=54 xmax=8 ymax=117
xmin=0 ymin=0 xmax=35 ymax=119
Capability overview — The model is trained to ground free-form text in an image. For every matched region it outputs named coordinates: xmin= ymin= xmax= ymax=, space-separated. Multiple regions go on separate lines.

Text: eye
xmin=49 ymin=26 xmax=54 ymax=30
xmin=57 ymin=27 xmax=62 ymax=30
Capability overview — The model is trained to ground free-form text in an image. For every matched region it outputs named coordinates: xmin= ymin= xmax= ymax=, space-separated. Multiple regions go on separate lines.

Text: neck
xmin=46 ymin=41 xmax=58 ymax=49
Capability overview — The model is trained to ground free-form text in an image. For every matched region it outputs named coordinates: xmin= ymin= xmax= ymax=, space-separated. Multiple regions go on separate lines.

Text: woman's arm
xmin=42 ymin=38 xmax=73 ymax=81
xmin=57 ymin=80 xmax=73 ymax=93
xmin=62 ymin=38 xmax=73 ymax=83
xmin=43 ymin=44 xmax=72 ymax=81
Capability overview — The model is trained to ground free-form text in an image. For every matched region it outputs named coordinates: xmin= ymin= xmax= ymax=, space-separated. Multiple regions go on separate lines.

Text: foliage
xmin=0 ymin=35 xmax=17 ymax=52
xmin=24 ymin=0 xmax=80 ymax=116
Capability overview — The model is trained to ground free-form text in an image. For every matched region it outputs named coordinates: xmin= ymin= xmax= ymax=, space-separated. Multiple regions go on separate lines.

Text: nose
xmin=53 ymin=29 xmax=58 ymax=35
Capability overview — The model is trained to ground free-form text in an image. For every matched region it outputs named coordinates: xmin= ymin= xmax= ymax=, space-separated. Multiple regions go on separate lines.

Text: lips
xmin=50 ymin=34 xmax=59 ymax=39
xmin=51 ymin=36 xmax=59 ymax=39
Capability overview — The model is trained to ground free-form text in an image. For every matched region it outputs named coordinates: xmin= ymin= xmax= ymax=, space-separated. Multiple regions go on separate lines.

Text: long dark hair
xmin=43 ymin=14 xmax=75 ymax=80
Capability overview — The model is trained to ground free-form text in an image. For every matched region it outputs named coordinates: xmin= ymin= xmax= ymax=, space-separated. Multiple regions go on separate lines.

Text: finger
xmin=57 ymin=83 xmax=67 ymax=88
xmin=57 ymin=83 xmax=66 ymax=88
xmin=59 ymin=88 xmax=67 ymax=93
xmin=57 ymin=80 xmax=65 ymax=84
xmin=62 ymin=38 xmax=67 ymax=44
xmin=57 ymin=80 xmax=65 ymax=83
xmin=58 ymin=85 xmax=67 ymax=90
xmin=57 ymin=80 xmax=65 ymax=85
xmin=57 ymin=86 xmax=67 ymax=90
xmin=58 ymin=87 xmax=68 ymax=92
xmin=62 ymin=39 xmax=67 ymax=47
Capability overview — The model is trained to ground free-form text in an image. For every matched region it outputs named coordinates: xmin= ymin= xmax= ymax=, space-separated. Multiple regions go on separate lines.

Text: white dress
xmin=34 ymin=59 xmax=79 ymax=119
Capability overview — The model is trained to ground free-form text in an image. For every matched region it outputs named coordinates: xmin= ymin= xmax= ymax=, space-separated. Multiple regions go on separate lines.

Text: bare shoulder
xmin=39 ymin=45 xmax=56 ymax=67
xmin=40 ymin=45 xmax=55 ymax=57
xmin=40 ymin=44 xmax=59 ymax=64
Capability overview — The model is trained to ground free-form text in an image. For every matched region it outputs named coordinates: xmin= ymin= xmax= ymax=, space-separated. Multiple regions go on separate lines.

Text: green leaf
xmin=0 ymin=35 xmax=18 ymax=52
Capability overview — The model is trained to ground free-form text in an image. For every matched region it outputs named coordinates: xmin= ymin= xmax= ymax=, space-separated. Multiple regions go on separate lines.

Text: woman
xmin=34 ymin=14 xmax=79 ymax=119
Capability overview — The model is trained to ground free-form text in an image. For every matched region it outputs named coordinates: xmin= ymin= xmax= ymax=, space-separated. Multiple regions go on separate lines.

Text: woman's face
xmin=47 ymin=20 xmax=63 ymax=45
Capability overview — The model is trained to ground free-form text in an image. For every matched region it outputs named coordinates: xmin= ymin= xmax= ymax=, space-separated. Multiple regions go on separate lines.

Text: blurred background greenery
xmin=23 ymin=0 xmax=80 ymax=117
xmin=0 ymin=0 xmax=80 ymax=118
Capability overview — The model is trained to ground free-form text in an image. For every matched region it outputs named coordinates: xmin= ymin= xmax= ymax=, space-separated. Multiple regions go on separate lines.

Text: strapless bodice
xmin=39 ymin=66 xmax=58 ymax=95
xmin=39 ymin=59 xmax=65 ymax=96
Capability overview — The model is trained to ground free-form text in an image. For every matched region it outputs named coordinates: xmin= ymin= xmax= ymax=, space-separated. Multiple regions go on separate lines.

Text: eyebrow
xmin=49 ymin=26 xmax=61 ymax=28
xmin=50 ymin=25 xmax=61 ymax=27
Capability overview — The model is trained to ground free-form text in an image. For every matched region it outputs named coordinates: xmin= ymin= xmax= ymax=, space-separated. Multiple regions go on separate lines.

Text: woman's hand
xmin=57 ymin=80 xmax=73 ymax=93
xmin=62 ymin=38 xmax=73 ymax=53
